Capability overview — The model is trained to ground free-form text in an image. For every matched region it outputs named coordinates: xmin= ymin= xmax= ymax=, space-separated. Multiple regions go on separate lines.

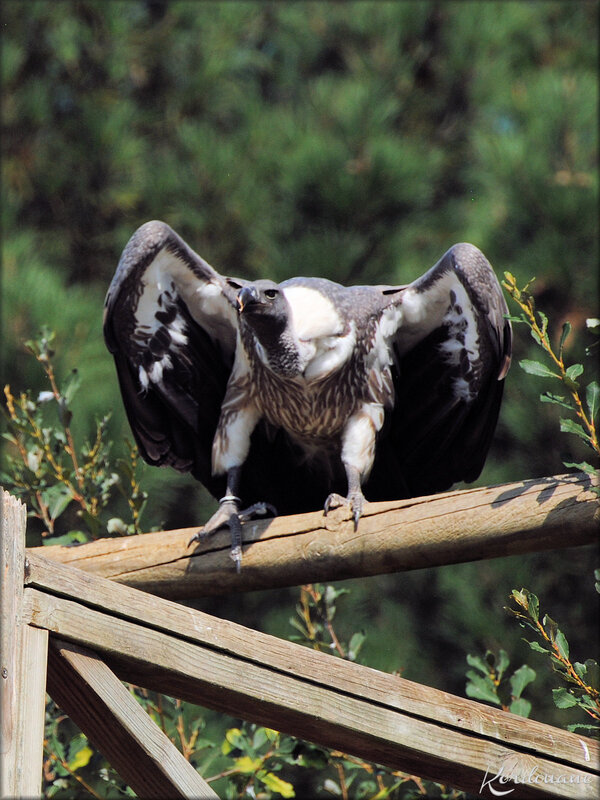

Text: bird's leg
xmin=188 ymin=467 xmax=276 ymax=572
xmin=324 ymin=464 xmax=365 ymax=530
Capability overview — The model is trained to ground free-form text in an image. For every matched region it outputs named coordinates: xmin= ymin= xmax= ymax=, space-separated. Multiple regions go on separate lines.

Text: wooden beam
xmin=23 ymin=557 xmax=600 ymax=798
xmin=46 ymin=639 xmax=218 ymax=799
xmin=1 ymin=488 xmax=47 ymax=799
xmin=29 ymin=472 xmax=599 ymax=598
xmin=16 ymin=625 xmax=48 ymax=795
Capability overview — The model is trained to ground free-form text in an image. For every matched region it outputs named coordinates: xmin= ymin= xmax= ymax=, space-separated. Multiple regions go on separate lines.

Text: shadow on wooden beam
xmin=29 ymin=472 xmax=599 ymax=599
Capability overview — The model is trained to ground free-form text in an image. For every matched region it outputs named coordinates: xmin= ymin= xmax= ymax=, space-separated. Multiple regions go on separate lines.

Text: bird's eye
xmin=264 ymin=289 xmax=278 ymax=299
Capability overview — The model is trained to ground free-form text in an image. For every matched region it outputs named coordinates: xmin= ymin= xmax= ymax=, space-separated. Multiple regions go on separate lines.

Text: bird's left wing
xmin=366 ymin=242 xmax=511 ymax=499
xmin=103 ymin=220 xmax=241 ymax=496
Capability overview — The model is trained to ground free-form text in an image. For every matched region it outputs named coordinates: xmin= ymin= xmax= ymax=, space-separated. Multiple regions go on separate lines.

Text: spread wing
xmin=103 ymin=220 xmax=240 ymax=496
xmin=365 ymin=242 xmax=512 ymax=500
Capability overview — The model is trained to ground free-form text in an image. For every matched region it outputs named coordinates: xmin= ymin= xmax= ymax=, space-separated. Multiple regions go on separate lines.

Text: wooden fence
xmin=1 ymin=473 xmax=599 ymax=798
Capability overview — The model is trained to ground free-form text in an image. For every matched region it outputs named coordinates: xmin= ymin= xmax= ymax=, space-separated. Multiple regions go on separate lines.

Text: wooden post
xmin=46 ymin=639 xmax=218 ymax=799
xmin=1 ymin=489 xmax=47 ymax=799
xmin=29 ymin=472 xmax=599 ymax=598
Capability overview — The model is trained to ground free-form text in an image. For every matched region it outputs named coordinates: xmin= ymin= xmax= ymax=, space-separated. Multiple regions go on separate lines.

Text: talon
xmin=324 ymin=493 xmax=345 ymax=515
xmin=238 ymin=502 xmax=277 ymax=523
xmin=188 ymin=530 xmax=204 ymax=547
xmin=230 ymin=545 xmax=242 ymax=573
xmin=188 ymin=496 xmax=276 ymax=568
xmin=323 ymin=491 xmax=364 ymax=529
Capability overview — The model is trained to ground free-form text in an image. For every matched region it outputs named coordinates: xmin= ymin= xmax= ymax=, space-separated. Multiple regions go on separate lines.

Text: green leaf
xmin=504 ymin=313 xmax=528 ymax=324
xmin=515 ymin=588 xmax=539 ymax=622
xmin=465 ymin=671 xmax=500 ymax=705
xmin=586 ymin=381 xmax=599 ymax=421
xmin=565 ymin=363 xmax=584 ymax=382
xmin=519 ymin=359 xmax=561 ymax=379
xmin=466 ymin=653 xmax=490 ymax=676
xmin=44 ymin=530 xmax=88 ymax=546
xmin=566 ymin=723 xmax=600 ymax=734
xmin=252 ymin=727 xmax=269 ymax=750
xmin=559 ymin=418 xmax=590 ymax=443
xmin=347 ymin=631 xmax=366 ymax=662
xmin=573 ymin=661 xmax=588 ymax=680
xmin=496 ymin=649 xmax=510 ymax=680
xmin=558 ymin=321 xmax=572 ymax=358
xmin=221 ymin=727 xmax=244 ymax=755
xmin=554 ymin=629 xmax=570 ymax=660
xmin=258 ymin=771 xmax=295 ymax=798
xmin=526 ymin=640 xmax=549 ymax=654
xmin=540 ymin=392 xmax=573 ymax=410
xmin=509 ymin=664 xmax=536 ymax=698
xmin=509 ymin=697 xmax=531 ymax=718
xmin=562 ymin=461 xmax=599 ymax=475
xmin=41 ymin=484 xmax=73 ymax=521
xmin=552 ymin=688 xmax=578 ymax=708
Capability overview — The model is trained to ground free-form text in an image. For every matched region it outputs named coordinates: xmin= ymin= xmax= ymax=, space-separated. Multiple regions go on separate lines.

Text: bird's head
xmin=235 ymin=281 xmax=302 ymax=376
xmin=236 ymin=281 xmax=289 ymax=333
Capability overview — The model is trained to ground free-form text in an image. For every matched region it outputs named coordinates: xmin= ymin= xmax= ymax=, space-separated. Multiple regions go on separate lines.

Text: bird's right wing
xmin=103 ymin=220 xmax=241 ymax=496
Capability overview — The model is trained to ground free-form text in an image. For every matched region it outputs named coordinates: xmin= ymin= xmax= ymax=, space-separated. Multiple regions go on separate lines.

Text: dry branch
xmin=30 ymin=472 xmax=599 ymax=598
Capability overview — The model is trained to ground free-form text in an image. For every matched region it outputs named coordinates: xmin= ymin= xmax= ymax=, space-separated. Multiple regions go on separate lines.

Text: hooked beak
xmin=237 ymin=286 xmax=259 ymax=313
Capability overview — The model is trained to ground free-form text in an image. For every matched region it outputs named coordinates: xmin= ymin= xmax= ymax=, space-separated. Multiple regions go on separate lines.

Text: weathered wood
xmin=23 ymin=551 xmax=599 ymax=771
xmin=29 ymin=472 xmax=599 ymax=598
xmin=23 ymin=561 xmax=600 ymax=798
xmin=1 ymin=489 xmax=47 ymax=799
xmin=16 ymin=625 xmax=48 ymax=797
xmin=46 ymin=639 xmax=218 ymax=799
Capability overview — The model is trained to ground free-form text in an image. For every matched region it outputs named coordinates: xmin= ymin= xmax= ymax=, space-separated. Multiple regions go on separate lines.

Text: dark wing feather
xmin=103 ymin=220 xmax=238 ymax=496
xmin=366 ymin=242 xmax=511 ymax=500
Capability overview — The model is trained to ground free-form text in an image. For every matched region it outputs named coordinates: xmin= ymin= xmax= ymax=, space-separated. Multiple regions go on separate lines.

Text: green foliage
xmin=1 ymin=329 xmax=146 ymax=542
xmin=503 ymin=273 xmax=600 ymax=484
xmin=465 ymin=649 xmax=536 ymax=718
xmin=507 ymin=587 xmax=600 ymax=737
xmin=290 ymin=583 xmax=366 ymax=661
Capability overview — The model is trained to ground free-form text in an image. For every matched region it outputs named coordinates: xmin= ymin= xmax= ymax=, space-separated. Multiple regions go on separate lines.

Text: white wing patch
xmin=438 ymin=282 xmax=480 ymax=401
xmin=133 ymin=246 xmax=239 ymax=391
xmin=136 ymin=246 xmax=236 ymax=337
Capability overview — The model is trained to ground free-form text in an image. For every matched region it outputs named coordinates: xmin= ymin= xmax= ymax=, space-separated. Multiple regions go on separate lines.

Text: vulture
xmin=104 ymin=221 xmax=511 ymax=570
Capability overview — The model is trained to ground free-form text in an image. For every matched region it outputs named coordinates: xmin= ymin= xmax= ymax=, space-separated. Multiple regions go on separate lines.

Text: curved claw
xmin=188 ymin=499 xmax=238 ymax=546
xmin=188 ymin=499 xmax=277 ymax=570
xmin=323 ymin=491 xmax=364 ymax=531
xmin=238 ymin=501 xmax=278 ymax=523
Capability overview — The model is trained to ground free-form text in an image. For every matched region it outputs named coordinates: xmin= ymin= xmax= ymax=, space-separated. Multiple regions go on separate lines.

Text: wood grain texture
xmin=46 ymin=639 xmax=219 ymax=799
xmin=0 ymin=489 xmax=47 ymax=799
xmin=29 ymin=472 xmax=599 ymax=598
xmin=24 ymin=552 xmax=598 ymax=771
xmin=23 ymin=565 xmax=600 ymax=799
